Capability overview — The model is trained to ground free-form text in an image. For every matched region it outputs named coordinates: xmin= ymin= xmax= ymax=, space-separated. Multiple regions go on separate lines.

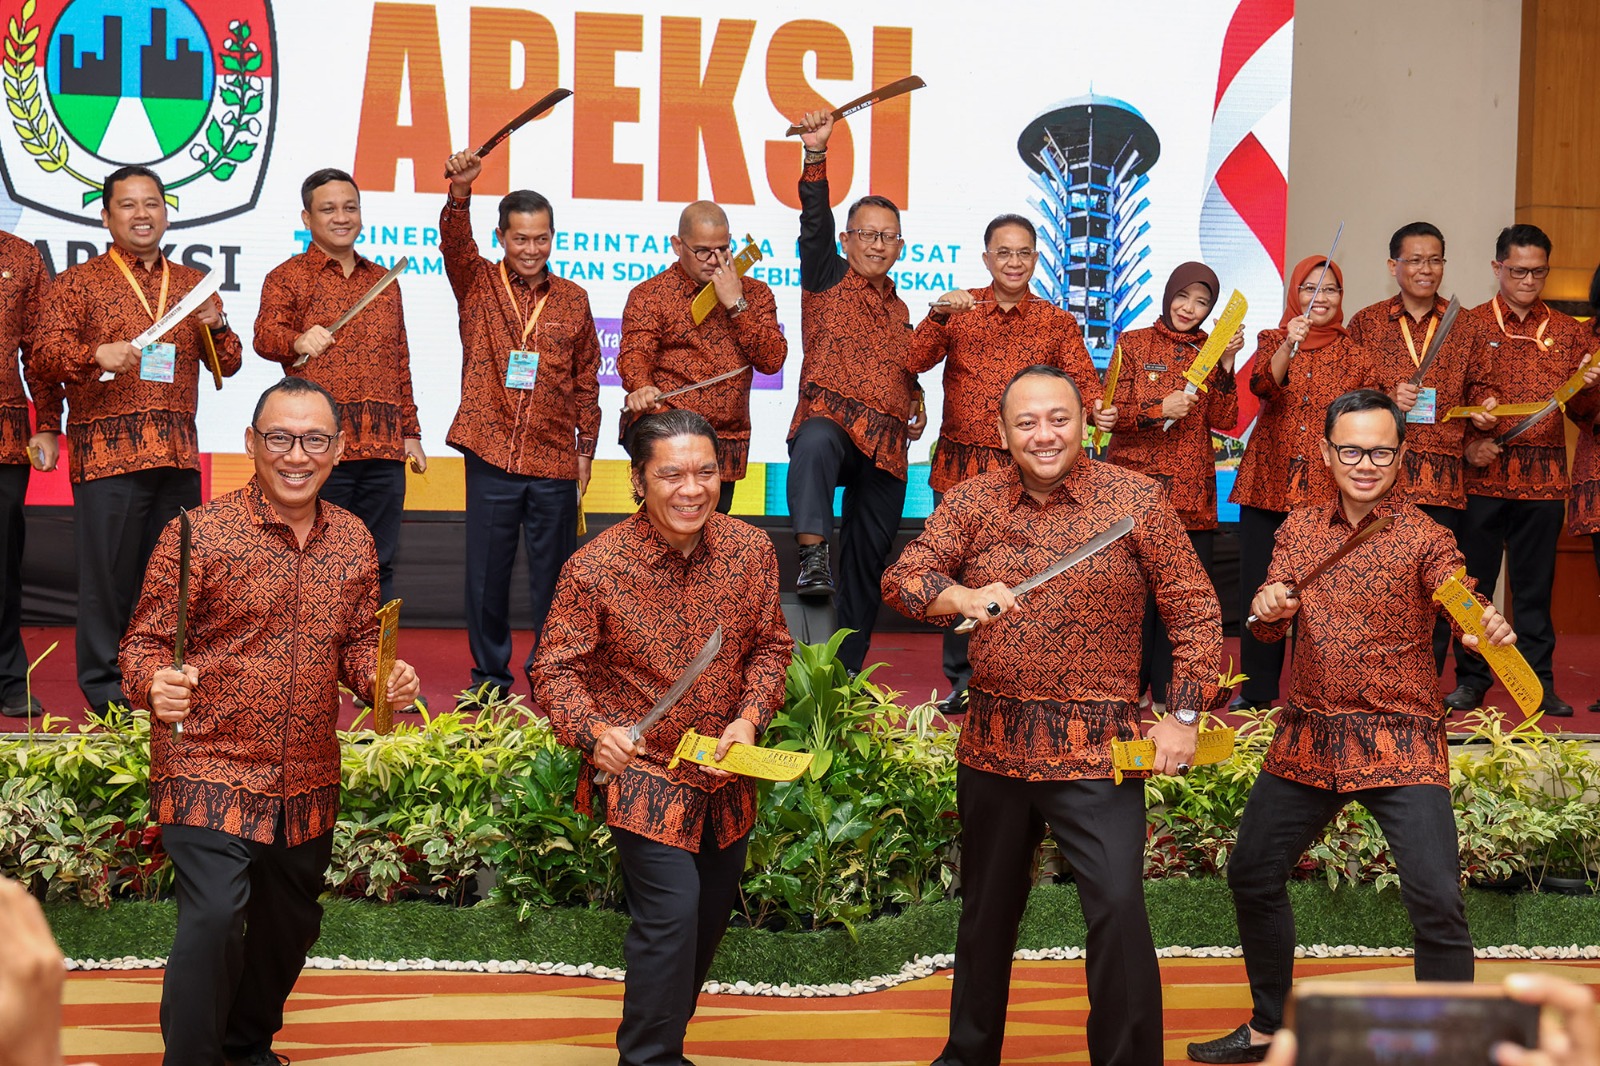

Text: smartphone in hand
xmin=1289 ymin=982 xmax=1537 ymax=1066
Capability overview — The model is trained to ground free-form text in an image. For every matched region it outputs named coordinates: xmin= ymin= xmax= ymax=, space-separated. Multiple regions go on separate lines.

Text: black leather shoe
xmin=1540 ymin=694 xmax=1574 ymax=718
xmin=1443 ymin=684 xmax=1485 ymax=711
xmin=796 ymin=542 xmax=834 ymax=600
xmin=1228 ymin=695 xmax=1274 ymax=713
xmin=0 ymin=693 xmax=41 ymax=718
xmin=1188 ymin=1024 xmax=1270 ymax=1064
xmin=937 ymin=688 xmax=967 ymax=718
xmin=1588 ymin=697 xmax=1600 ymax=713
xmin=227 ymin=1052 xmax=289 ymax=1066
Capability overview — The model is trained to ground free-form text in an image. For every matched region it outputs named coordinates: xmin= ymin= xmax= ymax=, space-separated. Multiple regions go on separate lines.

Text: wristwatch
xmin=209 ymin=310 xmax=229 ymax=332
xmin=1171 ymin=706 xmax=1200 ymax=727
xmin=727 ymin=297 xmax=749 ymax=317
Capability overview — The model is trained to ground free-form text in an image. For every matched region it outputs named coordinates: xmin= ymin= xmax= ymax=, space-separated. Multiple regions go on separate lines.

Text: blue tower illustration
xmin=1017 ymin=94 xmax=1160 ymax=366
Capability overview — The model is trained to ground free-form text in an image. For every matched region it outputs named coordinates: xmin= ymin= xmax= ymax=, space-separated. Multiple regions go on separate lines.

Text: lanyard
xmin=1491 ymin=296 xmax=1550 ymax=347
xmin=1398 ymin=314 xmax=1436 ymax=368
xmin=109 ymin=249 xmax=170 ymax=324
xmin=499 ymin=262 xmax=549 ymax=345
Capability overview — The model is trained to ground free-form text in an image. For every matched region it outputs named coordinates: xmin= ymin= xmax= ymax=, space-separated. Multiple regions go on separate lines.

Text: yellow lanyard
xmin=499 ymin=262 xmax=549 ymax=346
xmin=1398 ymin=314 xmax=1437 ymax=368
xmin=1491 ymin=296 xmax=1550 ymax=347
xmin=109 ymin=249 xmax=170 ymax=325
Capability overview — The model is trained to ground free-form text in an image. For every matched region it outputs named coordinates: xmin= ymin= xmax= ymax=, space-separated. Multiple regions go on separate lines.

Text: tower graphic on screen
xmin=1018 ymin=95 xmax=1160 ymax=368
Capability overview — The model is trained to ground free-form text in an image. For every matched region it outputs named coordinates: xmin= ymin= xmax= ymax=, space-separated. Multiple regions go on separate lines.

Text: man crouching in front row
xmin=1189 ymin=388 xmax=1516 ymax=1064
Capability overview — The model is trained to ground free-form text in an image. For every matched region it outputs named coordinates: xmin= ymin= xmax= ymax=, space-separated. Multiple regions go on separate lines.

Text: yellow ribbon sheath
xmin=1111 ymin=727 xmax=1236 ymax=785
xmin=690 ymin=235 xmax=762 ymax=325
xmin=1431 ymin=566 xmax=1541 ymax=716
xmin=1093 ymin=343 xmax=1124 ymax=449
xmin=667 ymin=729 xmax=815 ymax=781
xmin=371 ymin=598 xmax=402 ymax=734
xmin=1183 ymin=290 xmax=1249 ymax=391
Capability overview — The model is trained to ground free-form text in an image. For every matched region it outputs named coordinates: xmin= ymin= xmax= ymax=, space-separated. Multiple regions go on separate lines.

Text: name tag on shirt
xmin=140 ymin=342 xmax=176 ymax=383
xmin=505 ymin=349 xmax=539 ymax=390
xmin=1408 ymin=386 xmax=1437 ymax=425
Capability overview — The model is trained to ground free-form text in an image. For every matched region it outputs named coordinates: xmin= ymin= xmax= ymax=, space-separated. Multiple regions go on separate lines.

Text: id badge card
xmin=140 ymin=342 xmax=176 ymax=383
xmin=505 ymin=349 xmax=539 ymax=390
xmin=1407 ymin=386 xmax=1437 ymax=424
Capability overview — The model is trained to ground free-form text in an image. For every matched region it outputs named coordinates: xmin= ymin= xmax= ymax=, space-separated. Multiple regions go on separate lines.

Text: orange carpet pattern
xmin=62 ymin=957 xmax=1600 ymax=1064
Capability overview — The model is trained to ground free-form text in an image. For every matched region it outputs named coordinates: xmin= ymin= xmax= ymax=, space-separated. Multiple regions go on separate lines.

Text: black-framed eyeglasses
xmin=1328 ymin=443 xmax=1398 ymax=467
xmin=1497 ymin=263 xmax=1550 ymax=280
xmin=845 ymin=228 xmax=903 ymax=246
xmin=684 ymin=242 xmax=734 ymax=262
xmin=254 ymin=427 xmax=336 ymax=454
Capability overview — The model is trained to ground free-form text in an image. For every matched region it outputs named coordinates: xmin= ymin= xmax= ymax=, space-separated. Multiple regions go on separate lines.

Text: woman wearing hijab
xmin=1228 ymin=256 xmax=1371 ymax=711
xmin=1106 ymin=261 xmax=1242 ymax=710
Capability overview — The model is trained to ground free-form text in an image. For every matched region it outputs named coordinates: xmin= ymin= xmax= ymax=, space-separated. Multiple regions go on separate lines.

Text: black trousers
xmin=1236 ymin=506 xmax=1289 ymax=706
xmin=0 ymin=463 xmax=28 ymax=701
xmin=160 ymin=822 xmax=334 ymax=1065
xmin=786 ymin=418 xmax=907 ymax=673
xmin=1228 ymin=772 xmax=1472 ymax=1036
xmin=612 ymin=821 xmax=750 ymax=1066
xmin=931 ymin=490 xmax=971 ymax=696
xmin=1419 ymin=504 xmax=1465 ymax=675
xmin=73 ymin=467 xmax=201 ymax=707
xmin=320 ymin=458 xmax=406 ymax=606
xmin=462 ymin=449 xmax=577 ymax=693
xmin=1454 ymin=495 xmax=1562 ymax=696
xmin=715 ymin=479 xmax=735 ymax=515
xmin=936 ymin=766 xmax=1162 ymax=1066
xmin=1140 ymin=530 xmax=1215 ymax=703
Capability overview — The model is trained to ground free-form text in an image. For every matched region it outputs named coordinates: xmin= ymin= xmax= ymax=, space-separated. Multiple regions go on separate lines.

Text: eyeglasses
xmin=684 ymin=242 xmax=734 ymax=262
xmin=845 ymin=229 xmax=903 ymax=246
xmin=1327 ymin=443 xmax=1398 ymax=467
xmin=1498 ymin=264 xmax=1550 ymax=280
xmin=254 ymin=427 xmax=336 ymax=454
xmin=988 ymin=248 xmax=1035 ymax=263
xmin=1394 ymin=256 xmax=1446 ymax=269
xmin=1297 ymin=284 xmax=1343 ymax=296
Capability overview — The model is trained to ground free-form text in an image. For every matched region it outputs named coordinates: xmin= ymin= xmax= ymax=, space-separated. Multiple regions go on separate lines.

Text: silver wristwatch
xmin=727 ymin=297 xmax=749 ymax=317
xmin=1171 ymin=706 xmax=1200 ymax=727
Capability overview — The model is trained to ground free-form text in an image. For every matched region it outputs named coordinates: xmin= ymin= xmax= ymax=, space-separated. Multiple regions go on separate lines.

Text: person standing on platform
xmin=36 ymin=165 xmax=242 ymax=717
xmin=254 ymin=167 xmax=426 ymax=608
xmin=1445 ymin=225 xmax=1600 ymax=719
xmin=1228 ymin=255 xmax=1370 ymax=711
xmin=1188 ymin=388 xmax=1511 ymax=1065
xmin=0 ymin=231 xmax=56 ymax=719
xmin=1569 ymin=265 xmax=1600 ymax=712
xmin=908 ymin=212 xmax=1115 ymax=715
xmin=619 ymin=201 xmax=787 ymax=514
xmin=1346 ymin=221 xmax=1498 ymax=678
xmin=536 ymin=409 xmax=792 ymax=1066
xmin=121 ymin=377 xmax=419 ymax=1066
xmin=1104 ymin=262 xmax=1240 ymax=710
xmin=441 ymin=149 xmax=601 ymax=699
xmin=883 ymin=364 xmax=1222 ymax=1066
xmin=786 ymin=109 xmax=925 ymax=675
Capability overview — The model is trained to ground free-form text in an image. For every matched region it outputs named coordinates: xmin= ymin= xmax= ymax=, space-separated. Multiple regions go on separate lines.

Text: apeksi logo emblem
xmin=0 ymin=0 xmax=276 ymax=226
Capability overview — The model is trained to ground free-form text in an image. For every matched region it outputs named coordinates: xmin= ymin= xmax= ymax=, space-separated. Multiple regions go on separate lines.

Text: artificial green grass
xmin=44 ymin=881 xmax=1600 ymax=985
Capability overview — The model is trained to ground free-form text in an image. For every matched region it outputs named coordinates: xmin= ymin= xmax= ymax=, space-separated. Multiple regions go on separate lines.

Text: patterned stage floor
xmin=62 ymin=957 xmax=1600 ymax=1064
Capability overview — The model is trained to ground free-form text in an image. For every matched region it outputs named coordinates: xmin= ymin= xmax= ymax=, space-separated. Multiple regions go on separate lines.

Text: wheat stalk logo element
xmin=3 ymin=0 xmax=98 ymax=197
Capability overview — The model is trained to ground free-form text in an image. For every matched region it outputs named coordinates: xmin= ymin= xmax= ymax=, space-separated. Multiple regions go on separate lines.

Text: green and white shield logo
xmin=0 ymin=0 xmax=276 ymax=226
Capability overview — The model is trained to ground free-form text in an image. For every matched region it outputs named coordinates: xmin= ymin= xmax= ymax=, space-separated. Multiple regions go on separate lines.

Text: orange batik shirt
xmin=1249 ymin=498 xmax=1483 ymax=791
xmin=0 ymin=232 xmax=60 ymax=463
xmin=882 ymin=459 xmax=1223 ymax=781
xmin=1566 ymin=320 xmax=1600 ymax=535
xmin=35 ymin=247 xmax=243 ymax=483
xmin=535 ymin=511 xmax=793 ymax=851
xmin=618 ymin=262 xmax=787 ymax=480
xmin=121 ymin=481 xmax=381 ymax=846
xmin=254 ymin=247 xmax=422 ymax=462
xmin=1346 ymin=295 xmax=1493 ymax=509
xmin=1105 ymin=321 xmax=1238 ymax=530
xmin=789 ymin=156 xmax=916 ymax=480
xmin=909 ymin=289 xmax=1102 ymax=494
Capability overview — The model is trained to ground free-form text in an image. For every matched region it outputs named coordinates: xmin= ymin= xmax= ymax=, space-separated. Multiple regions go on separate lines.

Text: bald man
xmin=619 ymin=202 xmax=787 ymax=512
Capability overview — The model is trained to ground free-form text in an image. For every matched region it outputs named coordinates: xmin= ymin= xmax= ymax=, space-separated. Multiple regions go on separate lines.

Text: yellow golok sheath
xmin=1183 ymin=290 xmax=1249 ymax=391
xmin=690 ymin=235 xmax=762 ymax=325
xmin=1111 ymin=727 xmax=1236 ymax=785
xmin=667 ymin=729 xmax=815 ymax=781
xmin=1432 ymin=566 xmax=1541 ymax=716
xmin=371 ymin=598 xmax=402 ymax=734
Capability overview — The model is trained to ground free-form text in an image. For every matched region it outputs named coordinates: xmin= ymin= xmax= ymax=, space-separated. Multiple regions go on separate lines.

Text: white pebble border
xmin=60 ymin=944 xmax=1600 ymax=996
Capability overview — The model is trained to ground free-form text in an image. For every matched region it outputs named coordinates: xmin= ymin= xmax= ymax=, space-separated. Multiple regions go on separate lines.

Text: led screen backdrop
xmin=5 ymin=0 xmax=1292 ymax=519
